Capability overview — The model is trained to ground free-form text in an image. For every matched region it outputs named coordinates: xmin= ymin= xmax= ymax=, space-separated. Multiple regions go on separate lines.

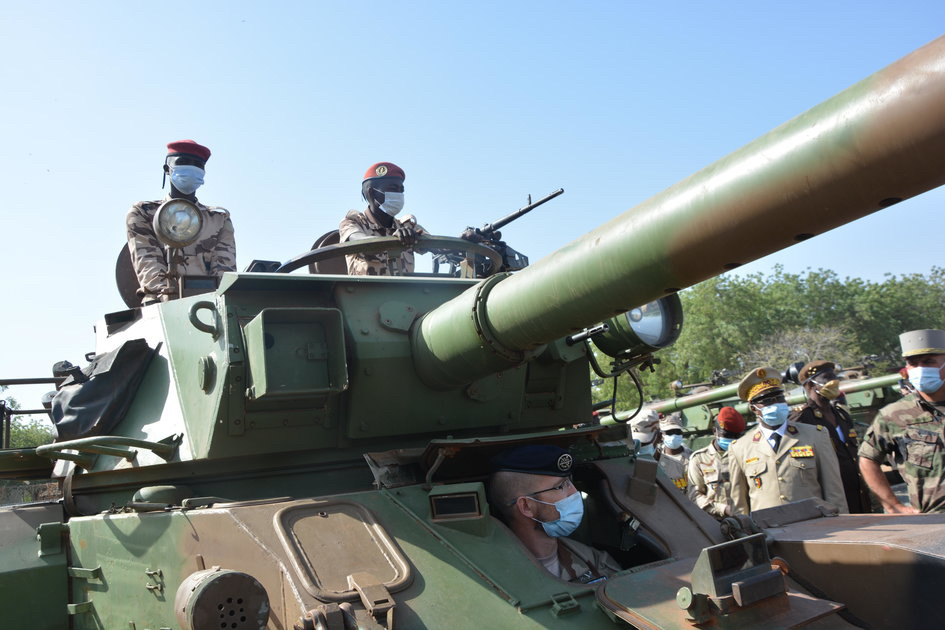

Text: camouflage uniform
xmin=127 ymin=199 xmax=236 ymax=303
xmin=338 ymin=210 xmax=424 ymax=276
xmin=791 ymin=402 xmax=872 ymax=513
xmin=858 ymin=392 xmax=945 ymax=513
xmin=728 ymin=422 xmax=848 ymax=514
xmin=658 ymin=446 xmax=692 ymax=492
xmin=544 ymin=538 xmax=622 ymax=584
xmin=687 ymin=442 xmax=734 ymax=519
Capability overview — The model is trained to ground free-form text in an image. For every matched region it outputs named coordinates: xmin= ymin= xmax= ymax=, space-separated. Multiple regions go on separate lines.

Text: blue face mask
xmin=170 ymin=165 xmax=205 ymax=195
xmin=908 ymin=366 xmax=945 ymax=394
xmin=662 ymin=433 xmax=684 ymax=450
xmin=527 ymin=491 xmax=584 ymax=537
xmin=759 ymin=402 xmax=789 ymax=428
xmin=717 ymin=437 xmax=734 ymax=451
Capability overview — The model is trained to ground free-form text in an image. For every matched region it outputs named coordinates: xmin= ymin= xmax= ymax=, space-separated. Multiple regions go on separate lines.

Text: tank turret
xmin=3 ymin=34 xmax=945 ymax=630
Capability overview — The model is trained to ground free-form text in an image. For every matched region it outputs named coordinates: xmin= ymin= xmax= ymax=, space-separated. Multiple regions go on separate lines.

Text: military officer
xmin=728 ymin=367 xmax=848 ymax=514
xmin=127 ymin=140 xmax=236 ymax=305
xmin=859 ymin=329 xmax=945 ymax=514
xmin=688 ymin=406 xmax=746 ymax=519
xmin=629 ymin=409 xmax=660 ymax=456
xmin=339 ymin=162 xmax=426 ymax=276
xmin=488 ymin=445 xmax=621 ymax=583
xmin=790 ymin=360 xmax=872 ymax=513
xmin=657 ymin=413 xmax=691 ymax=491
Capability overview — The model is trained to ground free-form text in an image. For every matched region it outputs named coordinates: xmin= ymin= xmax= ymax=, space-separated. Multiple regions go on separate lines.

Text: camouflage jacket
xmin=728 ymin=421 xmax=847 ymax=515
xmin=657 ymin=446 xmax=692 ymax=492
xmin=687 ymin=442 xmax=734 ymax=519
xmin=858 ymin=393 xmax=945 ymax=513
xmin=127 ymin=198 xmax=236 ymax=303
xmin=338 ymin=209 xmax=424 ymax=276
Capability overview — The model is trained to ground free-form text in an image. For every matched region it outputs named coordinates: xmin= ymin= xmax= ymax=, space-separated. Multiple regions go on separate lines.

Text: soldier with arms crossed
xmin=728 ymin=367 xmax=848 ymax=514
xmin=688 ymin=406 xmax=746 ymax=519
xmin=859 ymin=329 xmax=945 ymax=514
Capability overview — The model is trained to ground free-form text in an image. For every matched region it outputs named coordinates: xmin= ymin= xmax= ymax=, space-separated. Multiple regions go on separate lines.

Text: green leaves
xmin=592 ymin=266 xmax=945 ymax=409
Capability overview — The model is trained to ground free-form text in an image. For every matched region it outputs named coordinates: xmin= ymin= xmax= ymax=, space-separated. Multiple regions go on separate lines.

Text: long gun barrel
xmin=478 ymin=188 xmax=565 ymax=237
xmin=413 ymin=35 xmax=945 ymax=389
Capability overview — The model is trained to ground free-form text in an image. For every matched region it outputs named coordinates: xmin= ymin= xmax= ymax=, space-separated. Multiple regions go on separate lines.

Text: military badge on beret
xmin=375 ymin=165 xmax=389 ymax=177
xmin=557 ymin=453 xmax=573 ymax=472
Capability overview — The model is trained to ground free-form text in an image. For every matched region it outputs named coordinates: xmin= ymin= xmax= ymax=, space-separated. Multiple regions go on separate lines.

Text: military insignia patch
xmin=787 ymin=425 xmax=798 ymax=434
xmin=813 ymin=410 xmax=823 ymax=418
xmin=790 ymin=446 xmax=814 ymax=458
xmin=557 ymin=454 xmax=573 ymax=472
xmin=745 ymin=457 xmax=759 ymax=464
xmin=753 ymin=477 xmax=763 ymax=488
xmin=375 ymin=165 xmax=389 ymax=177
xmin=848 ymin=429 xmax=858 ymax=439
xmin=673 ymin=478 xmax=688 ymax=490
xmin=701 ymin=467 xmax=716 ymax=474
xmin=752 ymin=432 xmax=762 ymax=442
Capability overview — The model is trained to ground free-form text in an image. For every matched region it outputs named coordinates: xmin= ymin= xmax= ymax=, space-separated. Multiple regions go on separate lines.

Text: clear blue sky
xmin=2 ymin=2 xmax=943 ymax=410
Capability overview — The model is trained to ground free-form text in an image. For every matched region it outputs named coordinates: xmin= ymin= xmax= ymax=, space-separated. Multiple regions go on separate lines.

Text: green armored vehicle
xmin=4 ymin=35 xmax=945 ymax=630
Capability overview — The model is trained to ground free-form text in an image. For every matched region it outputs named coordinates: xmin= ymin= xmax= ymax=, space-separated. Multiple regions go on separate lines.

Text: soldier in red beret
xmin=338 ymin=162 xmax=426 ymax=276
xmin=126 ymin=140 xmax=236 ymax=304
xmin=687 ymin=406 xmax=746 ymax=519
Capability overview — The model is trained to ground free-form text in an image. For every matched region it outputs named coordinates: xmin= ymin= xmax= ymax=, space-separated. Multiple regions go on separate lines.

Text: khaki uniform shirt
xmin=338 ymin=209 xmax=424 ymax=276
xmin=127 ymin=198 xmax=236 ymax=303
xmin=791 ymin=402 xmax=872 ymax=513
xmin=551 ymin=538 xmax=621 ymax=584
xmin=858 ymin=393 xmax=945 ymax=513
xmin=657 ymin=446 xmax=692 ymax=492
xmin=729 ymin=422 xmax=848 ymax=515
xmin=688 ymin=442 xmax=734 ymax=519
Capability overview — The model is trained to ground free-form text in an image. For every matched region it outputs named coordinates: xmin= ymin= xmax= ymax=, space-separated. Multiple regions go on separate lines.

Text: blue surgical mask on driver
xmin=908 ymin=366 xmax=945 ymax=394
xmin=526 ymin=491 xmax=584 ymax=537
xmin=170 ymin=165 xmax=205 ymax=195
xmin=759 ymin=402 xmax=789 ymax=428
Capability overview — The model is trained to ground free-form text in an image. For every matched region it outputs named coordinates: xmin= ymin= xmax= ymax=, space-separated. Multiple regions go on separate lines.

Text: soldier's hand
xmin=394 ymin=223 xmax=418 ymax=249
xmin=885 ymin=501 xmax=919 ymax=515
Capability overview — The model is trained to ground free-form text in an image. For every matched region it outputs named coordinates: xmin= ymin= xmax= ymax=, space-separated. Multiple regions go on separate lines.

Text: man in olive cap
xmin=789 ymin=361 xmax=871 ymax=513
xmin=488 ymin=444 xmax=620 ymax=583
xmin=339 ymin=162 xmax=426 ymax=276
xmin=728 ymin=367 xmax=847 ymax=514
xmin=688 ymin=407 xmax=746 ymax=519
xmin=657 ymin=413 xmax=691 ymax=491
xmin=127 ymin=140 xmax=236 ymax=305
xmin=859 ymin=329 xmax=945 ymax=513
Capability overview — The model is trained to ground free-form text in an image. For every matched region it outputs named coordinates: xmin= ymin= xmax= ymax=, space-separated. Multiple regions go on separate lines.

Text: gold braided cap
xmin=737 ymin=366 xmax=783 ymax=402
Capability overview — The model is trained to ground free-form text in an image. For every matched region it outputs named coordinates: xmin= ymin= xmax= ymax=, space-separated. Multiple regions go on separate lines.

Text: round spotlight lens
xmin=153 ymin=199 xmax=203 ymax=248
xmin=626 ymin=302 xmax=664 ymax=346
xmin=592 ymin=294 xmax=684 ymax=359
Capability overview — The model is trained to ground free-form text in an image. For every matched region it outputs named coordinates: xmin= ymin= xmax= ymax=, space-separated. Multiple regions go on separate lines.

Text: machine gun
xmin=431 ymin=187 xmax=564 ymax=277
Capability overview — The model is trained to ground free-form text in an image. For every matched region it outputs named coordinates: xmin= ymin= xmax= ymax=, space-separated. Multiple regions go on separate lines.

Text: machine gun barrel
xmin=413 ymin=35 xmax=945 ymax=389
xmin=480 ymin=188 xmax=564 ymax=236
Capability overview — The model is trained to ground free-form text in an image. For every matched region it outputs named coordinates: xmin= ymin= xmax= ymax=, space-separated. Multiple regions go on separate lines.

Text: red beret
xmin=167 ymin=139 xmax=211 ymax=162
xmin=716 ymin=406 xmax=746 ymax=433
xmin=363 ymin=162 xmax=405 ymax=182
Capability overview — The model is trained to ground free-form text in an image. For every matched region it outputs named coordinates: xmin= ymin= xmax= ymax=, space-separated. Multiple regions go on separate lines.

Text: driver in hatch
xmin=488 ymin=445 xmax=621 ymax=584
xmin=339 ymin=162 xmax=426 ymax=276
